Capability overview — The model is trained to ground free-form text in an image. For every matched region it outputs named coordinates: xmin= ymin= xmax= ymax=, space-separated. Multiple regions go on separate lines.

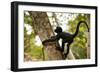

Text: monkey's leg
xmin=64 ymin=43 xmax=71 ymax=58
xmin=62 ymin=41 xmax=65 ymax=52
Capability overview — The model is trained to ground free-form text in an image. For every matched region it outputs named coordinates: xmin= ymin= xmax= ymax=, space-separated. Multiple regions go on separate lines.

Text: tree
xmin=30 ymin=12 xmax=63 ymax=60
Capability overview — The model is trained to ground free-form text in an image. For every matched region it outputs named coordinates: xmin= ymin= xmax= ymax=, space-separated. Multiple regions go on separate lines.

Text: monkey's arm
xmin=42 ymin=35 xmax=60 ymax=44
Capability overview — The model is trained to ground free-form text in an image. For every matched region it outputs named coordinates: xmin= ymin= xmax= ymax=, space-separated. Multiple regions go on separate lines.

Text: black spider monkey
xmin=42 ymin=21 xmax=89 ymax=58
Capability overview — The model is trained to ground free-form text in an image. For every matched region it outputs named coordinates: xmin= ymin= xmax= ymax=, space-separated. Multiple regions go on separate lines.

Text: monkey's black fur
xmin=43 ymin=21 xmax=89 ymax=59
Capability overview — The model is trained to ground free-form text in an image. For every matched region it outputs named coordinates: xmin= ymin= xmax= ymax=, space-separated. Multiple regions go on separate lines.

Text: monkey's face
xmin=55 ymin=27 xmax=62 ymax=33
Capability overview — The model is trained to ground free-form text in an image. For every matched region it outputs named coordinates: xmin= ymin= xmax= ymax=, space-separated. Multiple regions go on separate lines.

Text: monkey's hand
xmin=50 ymin=36 xmax=56 ymax=39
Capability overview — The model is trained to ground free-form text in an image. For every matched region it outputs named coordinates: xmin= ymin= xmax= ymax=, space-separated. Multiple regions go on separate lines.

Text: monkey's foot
xmin=63 ymin=53 xmax=68 ymax=59
xmin=62 ymin=53 xmax=66 ymax=59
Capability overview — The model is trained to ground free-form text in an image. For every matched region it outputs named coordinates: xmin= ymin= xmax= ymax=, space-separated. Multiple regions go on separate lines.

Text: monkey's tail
xmin=72 ymin=21 xmax=89 ymax=39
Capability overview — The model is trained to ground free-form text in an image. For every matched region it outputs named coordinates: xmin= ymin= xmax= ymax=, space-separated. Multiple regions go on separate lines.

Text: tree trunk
xmin=30 ymin=12 xmax=63 ymax=60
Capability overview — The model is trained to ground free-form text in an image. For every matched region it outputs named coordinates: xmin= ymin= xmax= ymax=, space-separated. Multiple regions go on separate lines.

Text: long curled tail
xmin=72 ymin=21 xmax=89 ymax=39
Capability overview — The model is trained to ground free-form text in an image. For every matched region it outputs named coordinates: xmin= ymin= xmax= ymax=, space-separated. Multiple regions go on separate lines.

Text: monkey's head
xmin=55 ymin=26 xmax=62 ymax=33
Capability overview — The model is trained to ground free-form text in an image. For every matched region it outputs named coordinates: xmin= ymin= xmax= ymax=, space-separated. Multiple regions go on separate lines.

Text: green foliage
xmin=24 ymin=13 xmax=33 ymax=25
xmin=68 ymin=14 xmax=90 ymax=59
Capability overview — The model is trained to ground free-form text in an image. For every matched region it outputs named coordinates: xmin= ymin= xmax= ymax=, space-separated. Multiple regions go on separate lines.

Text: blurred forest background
xmin=24 ymin=11 xmax=90 ymax=61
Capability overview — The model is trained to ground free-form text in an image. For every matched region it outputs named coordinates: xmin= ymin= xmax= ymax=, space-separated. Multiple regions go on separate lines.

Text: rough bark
xmin=30 ymin=12 xmax=63 ymax=60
